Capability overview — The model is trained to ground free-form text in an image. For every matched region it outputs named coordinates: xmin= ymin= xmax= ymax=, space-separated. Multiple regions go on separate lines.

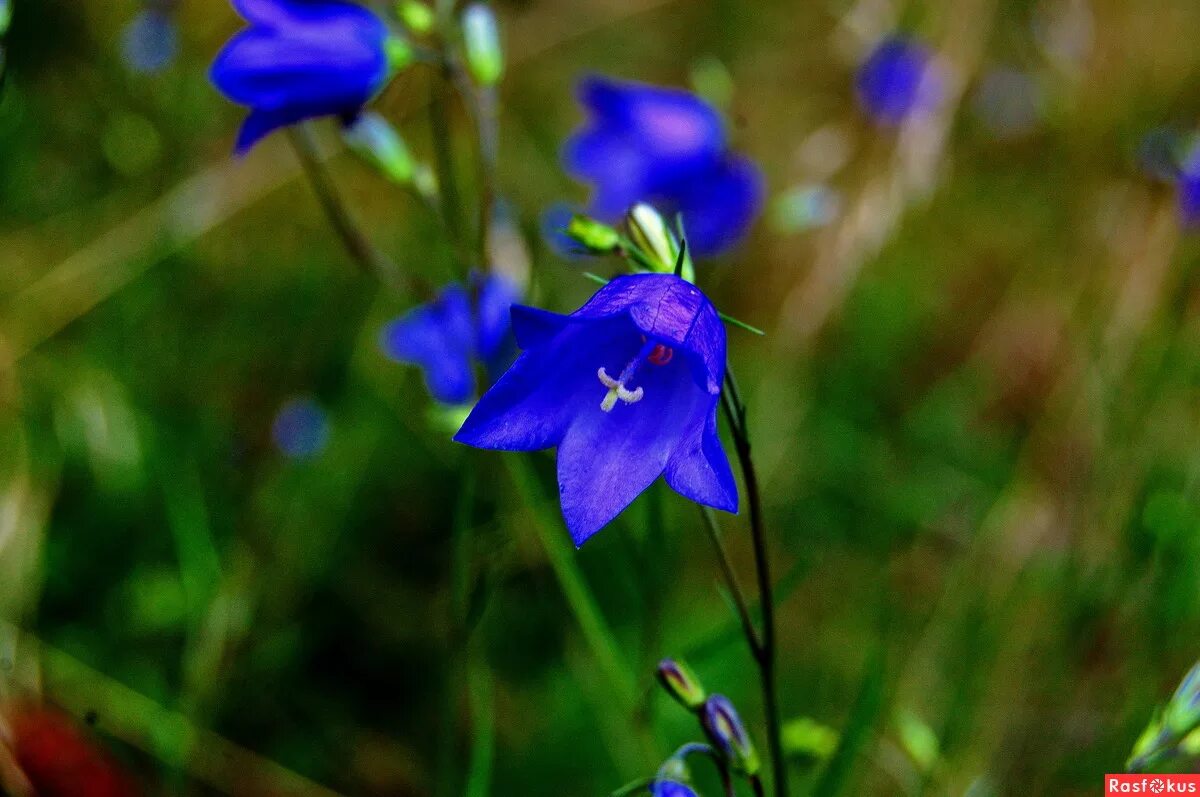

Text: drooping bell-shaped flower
xmin=855 ymin=36 xmax=941 ymax=126
xmin=380 ymin=274 xmax=519 ymax=405
xmin=651 ymin=781 xmax=699 ymax=797
xmin=210 ymin=0 xmax=394 ymax=153
xmin=454 ymin=273 xmax=738 ymax=545
xmin=702 ymin=694 xmax=760 ymax=776
xmin=563 ymin=76 xmax=763 ymax=257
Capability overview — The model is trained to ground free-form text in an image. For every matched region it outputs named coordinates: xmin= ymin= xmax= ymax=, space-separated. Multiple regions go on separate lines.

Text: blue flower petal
xmin=510 ymin=304 xmax=571 ymax=349
xmin=563 ymin=75 xmax=760 ymax=255
xmin=212 ymin=0 xmax=388 ymax=152
xmin=856 ymin=37 xmax=940 ymax=126
xmin=578 ymin=76 xmax=724 ymax=170
xmin=665 ymin=406 xmax=738 ymax=513
xmin=573 ymin=274 xmax=726 ymax=393
xmin=381 ymin=285 xmax=476 ymax=405
xmin=670 ymin=154 xmax=764 ymax=256
xmin=557 ymin=348 xmax=709 ymax=545
xmin=475 ymin=274 xmax=520 ymax=362
xmin=652 ymin=781 xmax=699 ymax=797
xmin=1181 ymin=145 xmax=1200 ymax=227
xmin=455 ymin=316 xmax=630 ymax=452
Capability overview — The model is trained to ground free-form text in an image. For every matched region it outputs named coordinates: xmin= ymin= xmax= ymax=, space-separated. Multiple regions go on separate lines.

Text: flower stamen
xmin=598 ymin=367 xmax=644 ymax=412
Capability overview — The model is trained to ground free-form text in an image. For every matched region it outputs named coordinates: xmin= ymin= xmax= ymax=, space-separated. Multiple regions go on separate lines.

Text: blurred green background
xmin=4 ymin=0 xmax=1200 ymax=794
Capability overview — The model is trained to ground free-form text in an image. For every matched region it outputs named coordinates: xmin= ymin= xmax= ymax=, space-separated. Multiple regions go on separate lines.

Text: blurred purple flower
xmin=1180 ymin=143 xmax=1200 ymax=228
xmin=380 ymin=274 xmax=520 ymax=405
xmin=272 ymin=397 xmax=330 ymax=458
xmin=122 ymin=8 xmax=178 ymax=74
xmin=563 ymin=76 xmax=763 ymax=256
xmin=455 ymin=273 xmax=737 ymax=545
xmin=210 ymin=0 xmax=390 ymax=153
xmin=856 ymin=36 xmax=941 ymax=126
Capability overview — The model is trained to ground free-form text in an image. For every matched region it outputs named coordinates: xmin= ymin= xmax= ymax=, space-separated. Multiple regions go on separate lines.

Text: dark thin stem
xmin=699 ymin=505 xmax=761 ymax=654
xmin=286 ymin=125 xmax=406 ymax=291
xmin=720 ymin=370 xmax=787 ymax=797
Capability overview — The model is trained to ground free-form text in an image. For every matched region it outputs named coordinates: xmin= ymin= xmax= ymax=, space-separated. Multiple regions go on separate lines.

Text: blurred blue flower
xmin=1179 ymin=142 xmax=1200 ymax=227
xmin=122 ymin=8 xmax=178 ymax=74
xmin=563 ymin=76 xmax=763 ymax=257
xmin=272 ymin=397 xmax=330 ymax=458
xmin=380 ymin=274 xmax=520 ymax=405
xmin=1137 ymin=127 xmax=1183 ymax=184
xmin=856 ymin=36 xmax=941 ymax=126
xmin=455 ymin=273 xmax=737 ymax=545
xmin=210 ymin=0 xmax=391 ymax=154
xmin=652 ymin=781 xmax=699 ymax=797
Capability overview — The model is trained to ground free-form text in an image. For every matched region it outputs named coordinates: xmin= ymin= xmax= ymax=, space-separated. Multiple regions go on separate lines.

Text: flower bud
xmin=1166 ymin=661 xmax=1200 ymax=736
xmin=656 ymin=659 xmax=707 ymax=711
xmin=566 ymin=215 xmax=620 ymax=254
xmin=702 ymin=694 xmax=760 ymax=776
xmin=342 ymin=112 xmax=415 ymax=185
xmin=461 ymin=4 xmax=504 ymax=86
xmin=625 ymin=204 xmax=695 ymax=281
xmin=386 ymin=36 xmax=416 ymax=73
xmin=397 ymin=0 xmax=435 ymax=35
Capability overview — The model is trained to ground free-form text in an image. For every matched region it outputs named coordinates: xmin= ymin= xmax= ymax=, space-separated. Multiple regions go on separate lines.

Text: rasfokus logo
xmin=1107 ymin=775 xmax=1200 ymax=794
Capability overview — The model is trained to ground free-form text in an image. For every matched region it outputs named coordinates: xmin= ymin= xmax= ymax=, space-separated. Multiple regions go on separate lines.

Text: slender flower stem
xmin=471 ymin=84 xmax=500 ymax=265
xmin=720 ymin=368 xmax=788 ymax=797
xmin=699 ymin=505 xmax=761 ymax=654
xmin=286 ymin=125 xmax=408 ymax=292
xmin=428 ymin=77 xmax=467 ymax=257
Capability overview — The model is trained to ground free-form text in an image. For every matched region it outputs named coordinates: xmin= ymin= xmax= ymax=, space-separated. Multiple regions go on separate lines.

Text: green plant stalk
xmin=286 ymin=125 xmax=407 ymax=291
xmin=505 ymin=455 xmax=636 ymax=705
xmin=720 ymin=367 xmax=787 ymax=797
xmin=429 ymin=78 xmax=467 ymax=260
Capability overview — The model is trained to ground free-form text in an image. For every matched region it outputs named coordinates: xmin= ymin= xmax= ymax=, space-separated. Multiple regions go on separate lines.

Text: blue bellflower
xmin=563 ymin=76 xmax=763 ymax=257
xmin=856 ymin=36 xmax=941 ymax=126
xmin=652 ymin=781 xmax=699 ymax=797
xmin=122 ymin=8 xmax=179 ymax=74
xmin=380 ymin=275 xmax=519 ymax=405
xmin=211 ymin=0 xmax=390 ymax=154
xmin=455 ymin=273 xmax=738 ymax=545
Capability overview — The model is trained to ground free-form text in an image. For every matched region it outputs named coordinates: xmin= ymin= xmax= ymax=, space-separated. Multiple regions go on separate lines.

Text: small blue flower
xmin=563 ymin=76 xmax=763 ymax=257
xmin=856 ymin=36 xmax=941 ymax=126
xmin=380 ymin=274 xmax=519 ymax=405
xmin=272 ymin=397 xmax=330 ymax=458
xmin=652 ymin=781 xmax=699 ymax=797
xmin=211 ymin=0 xmax=390 ymax=154
xmin=702 ymin=694 xmax=759 ymax=775
xmin=1180 ymin=142 xmax=1200 ymax=228
xmin=122 ymin=8 xmax=178 ymax=74
xmin=454 ymin=273 xmax=737 ymax=545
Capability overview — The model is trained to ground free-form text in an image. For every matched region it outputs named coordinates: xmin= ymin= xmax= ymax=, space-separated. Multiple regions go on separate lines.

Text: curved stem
xmin=699 ymin=505 xmax=761 ymax=655
xmin=286 ymin=125 xmax=408 ymax=292
xmin=720 ymin=370 xmax=787 ymax=797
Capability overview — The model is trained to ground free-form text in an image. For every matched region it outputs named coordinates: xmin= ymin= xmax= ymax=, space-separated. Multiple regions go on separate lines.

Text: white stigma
xmin=597 ymin=367 xmax=644 ymax=412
